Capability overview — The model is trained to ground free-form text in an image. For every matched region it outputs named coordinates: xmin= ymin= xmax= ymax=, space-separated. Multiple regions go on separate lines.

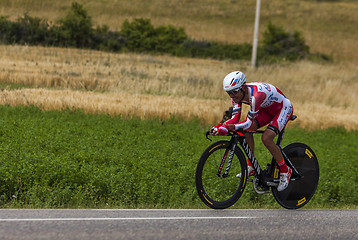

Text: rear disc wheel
xmin=272 ymin=143 xmax=319 ymax=209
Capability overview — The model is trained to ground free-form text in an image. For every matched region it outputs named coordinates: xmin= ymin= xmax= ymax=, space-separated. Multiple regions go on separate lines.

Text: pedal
xmin=266 ymin=181 xmax=278 ymax=187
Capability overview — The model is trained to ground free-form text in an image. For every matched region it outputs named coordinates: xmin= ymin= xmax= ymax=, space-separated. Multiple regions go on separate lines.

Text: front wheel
xmin=272 ymin=143 xmax=319 ymax=209
xmin=195 ymin=140 xmax=247 ymax=209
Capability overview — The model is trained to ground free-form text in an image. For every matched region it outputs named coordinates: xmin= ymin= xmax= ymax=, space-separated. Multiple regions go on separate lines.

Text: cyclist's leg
xmin=253 ymin=109 xmax=275 ymax=150
xmin=253 ymin=110 xmax=284 ymax=165
xmin=261 ymin=100 xmax=293 ymax=162
xmin=263 ymin=102 xmax=293 ymax=191
xmin=262 ymin=127 xmax=283 ymax=163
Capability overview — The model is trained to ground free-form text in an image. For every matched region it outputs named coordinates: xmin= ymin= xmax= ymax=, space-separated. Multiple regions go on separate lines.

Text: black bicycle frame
xmin=238 ymin=128 xmax=301 ymax=181
xmin=206 ymin=126 xmax=301 ymax=183
xmin=221 ymin=128 xmax=302 ymax=186
xmin=240 ymin=136 xmax=262 ymax=176
xmin=276 ymin=129 xmax=301 ymax=179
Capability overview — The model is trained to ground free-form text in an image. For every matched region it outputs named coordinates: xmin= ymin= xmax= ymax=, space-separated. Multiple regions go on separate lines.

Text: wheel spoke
xmin=195 ymin=141 xmax=247 ymax=209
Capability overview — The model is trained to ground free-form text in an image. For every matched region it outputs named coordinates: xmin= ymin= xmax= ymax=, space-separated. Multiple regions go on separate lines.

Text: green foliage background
xmin=0 ymin=2 xmax=329 ymax=63
xmin=0 ymin=105 xmax=357 ymax=208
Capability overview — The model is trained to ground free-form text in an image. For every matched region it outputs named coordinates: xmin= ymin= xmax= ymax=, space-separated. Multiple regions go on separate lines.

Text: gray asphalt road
xmin=0 ymin=209 xmax=357 ymax=240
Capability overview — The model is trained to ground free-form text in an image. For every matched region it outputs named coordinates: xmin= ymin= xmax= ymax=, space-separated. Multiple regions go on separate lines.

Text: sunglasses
xmin=226 ymin=89 xmax=241 ymax=95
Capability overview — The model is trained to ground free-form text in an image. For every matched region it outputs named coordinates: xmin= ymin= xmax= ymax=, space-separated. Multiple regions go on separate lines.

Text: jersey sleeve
xmin=233 ymin=89 xmax=266 ymax=130
xmin=233 ymin=115 xmax=253 ymax=130
xmin=249 ymin=91 xmax=266 ymax=117
xmin=223 ymin=102 xmax=242 ymax=125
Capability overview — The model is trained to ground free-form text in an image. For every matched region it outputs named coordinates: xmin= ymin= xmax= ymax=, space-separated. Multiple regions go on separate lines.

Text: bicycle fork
xmin=217 ymin=137 xmax=238 ymax=178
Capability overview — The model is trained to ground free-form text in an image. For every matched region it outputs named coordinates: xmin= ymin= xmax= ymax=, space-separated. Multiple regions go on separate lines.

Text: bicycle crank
xmin=252 ymin=176 xmax=270 ymax=194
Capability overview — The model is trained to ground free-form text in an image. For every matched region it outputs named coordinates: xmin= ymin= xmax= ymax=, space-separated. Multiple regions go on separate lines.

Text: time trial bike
xmin=195 ymin=111 xmax=319 ymax=209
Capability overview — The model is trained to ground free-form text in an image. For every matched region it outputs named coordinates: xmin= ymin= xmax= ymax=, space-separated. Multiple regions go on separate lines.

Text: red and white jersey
xmin=225 ymin=82 xmax=293 ymax=131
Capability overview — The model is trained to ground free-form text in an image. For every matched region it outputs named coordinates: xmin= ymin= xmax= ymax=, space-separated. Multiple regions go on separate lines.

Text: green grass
xmin=0 ymin=105 xmax=357 ymax=209
xmin=0 ymin=105 xmax=207 ymax=208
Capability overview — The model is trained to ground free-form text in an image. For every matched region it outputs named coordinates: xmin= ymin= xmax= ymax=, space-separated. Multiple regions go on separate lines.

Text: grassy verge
xmin=0 ymin=105 xmax=357 ymax=208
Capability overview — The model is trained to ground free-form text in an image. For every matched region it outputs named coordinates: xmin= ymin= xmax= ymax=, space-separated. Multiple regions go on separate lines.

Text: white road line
xmin=0 ymin=216 xmax=255 ymax=222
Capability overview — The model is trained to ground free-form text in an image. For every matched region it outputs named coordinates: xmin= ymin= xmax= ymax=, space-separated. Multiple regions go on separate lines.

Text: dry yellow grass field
xmin=1 ymin=45 xmax=357 ymax=130
xmin=0 ymin=1 xmax=357 ymax=130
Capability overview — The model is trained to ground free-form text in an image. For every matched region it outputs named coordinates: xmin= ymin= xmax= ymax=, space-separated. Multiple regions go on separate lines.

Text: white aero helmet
xmin=223 ymin=71 xmax=247 ymax=92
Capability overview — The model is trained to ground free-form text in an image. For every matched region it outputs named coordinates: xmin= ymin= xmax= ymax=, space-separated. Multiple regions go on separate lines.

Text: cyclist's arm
xmin=223 ymin=104 xmax=242 ymax=125
xmin=231 ymin=95 xmax=261 ymax=130
xmin=210 ymin=104 xmax=241 ymax=135
xmin=231 ymin=111 xmax=256 ymax=130
xmin=223 ymin=111 xmax=240 ymax=125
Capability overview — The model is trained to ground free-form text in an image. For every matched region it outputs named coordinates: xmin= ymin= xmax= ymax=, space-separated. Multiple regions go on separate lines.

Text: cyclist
xmin=211 ymin=71 xmax=293 ymax=191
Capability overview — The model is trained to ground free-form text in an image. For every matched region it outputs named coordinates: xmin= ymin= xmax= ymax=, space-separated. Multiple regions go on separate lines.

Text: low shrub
xmin=56 ymin=2 xmax=94 ymax=48
xmin=0 ymin=2 xmax=330 ymax=63
xmin=262 ymin=21 xmax=309 ymax=61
